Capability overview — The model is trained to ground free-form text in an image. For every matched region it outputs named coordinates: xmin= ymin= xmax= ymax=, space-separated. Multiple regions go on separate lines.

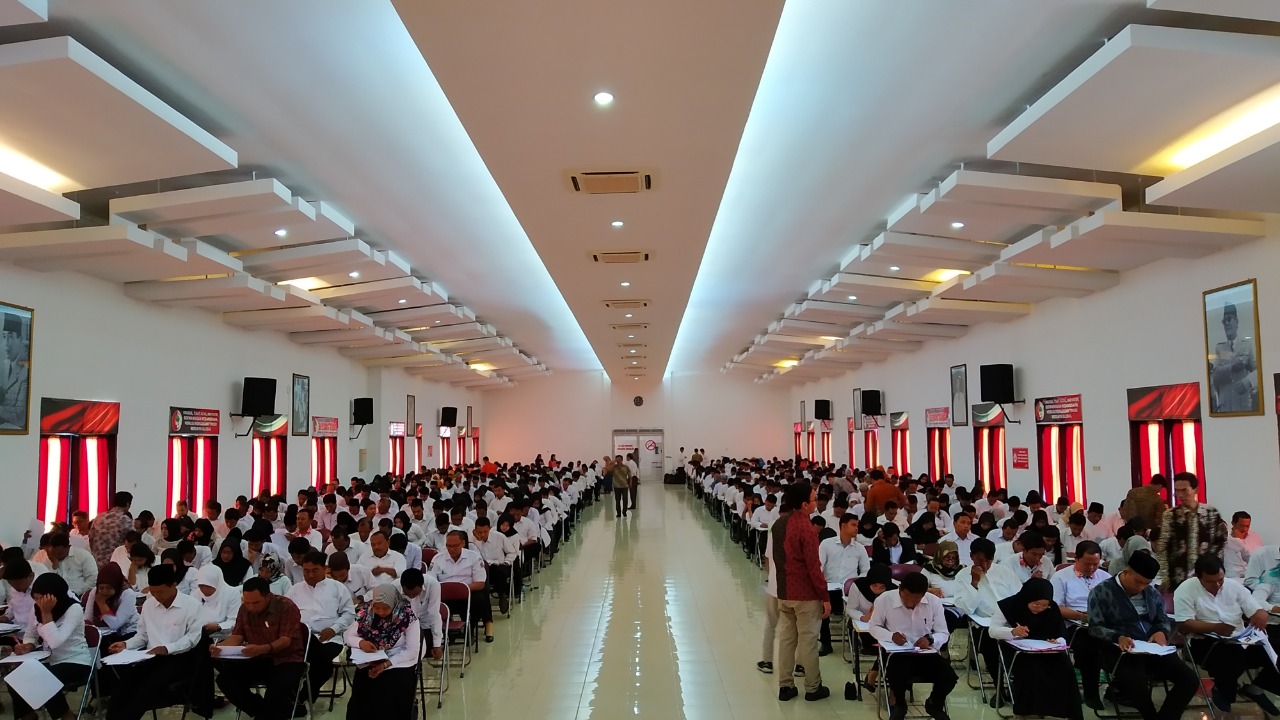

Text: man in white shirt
xmin=877 ymin=501 xmax=909 ymax=533
xmin=287 ymin=551 xmax=355 ymax=704
xmin=315 ymin=494 xmax=341 ymax=535
xmin=817 ymin=514 xmax=872 ymax=656
xmin=34 ymin=533 xmax=98 ymax=595
xmin=105 ymin=565 xmax=205 ymax=720
xmin=326 ymin=553 xmax=374 ymax=605
xmin=1061 ymin=512 xmax=1091 ymax=560
xmin=400 ymin=568 xmax=444 ymax=660
xmin=974 ymin=489 xmax=1005 ymax=520
xmin=1173 ymin=554 xmax=1280 ymax=714
xmin=324 ymin=528 xmax=367 ymax=565
xmin=358 ymin=531 xmax=406 ymax=580
xmin=470 ymin=518 xmax=519 ymax=614
xmin=69 ymin=511 xmax=93 ymax=551
xmin=751 ymin=494 xmax=780 ymax=529
xmin=938 ymin=513 xmax=976 ymax=561
xmin=952 ymin=538 xmax=1017 ymax=691
xmin=430 ymin=531 xmax=494 ymax=643
xmin=291 ymin=508 xmax=324 ymax=551
xmin=0 ymin=558 xmax=48 ymax=629
xmin=1049 ymin=540 xmax=1110 ymax=709
xmin=1224 ymin=511 xmax=1263 ymax=580
xmin=868 ymin=572 xmax=958 ymax=720
xmin=923 ymin=498 xmax=952 ymax=534
xmin=993 ymin=531 xmax=1055 ymax=582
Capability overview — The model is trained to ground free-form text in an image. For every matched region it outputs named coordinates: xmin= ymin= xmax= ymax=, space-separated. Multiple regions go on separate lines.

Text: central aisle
xmin=439 ymin=484 xmax=959 ymax=720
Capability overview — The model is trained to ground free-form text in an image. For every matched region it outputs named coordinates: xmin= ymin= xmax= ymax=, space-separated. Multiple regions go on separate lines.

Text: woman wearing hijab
xmin=921 ymin=541 xmax=966 ymax=605
xmin=856 ymin=512 xmax=880 ymax=547
xmin=343 ymin=583 xmax=421 ymax=720
xmin=190 ymin=519 xmax=216 ymax=568
xmin=9 ymin=573 xmax=92 ymax=720
xmin=1110 ymin=535 xmax=1153 ymax=577
xmin=160 ymin=547 xmax=196 ymax=595
xmin=193 ymin=564 xmax=242 ymax=639
xmin=154 ymin=518 xmax=186 ymax=553
xmin=84 ymin=563 xmax=138 ymax=646
xmin=212 ymin=538 xmax=251 ymax=587
xmin=1041 ymin=525 xmax=1065 ymax=567
xmin=989 ymin=578 xmax=1083 ymax=720
xmin=848 ymin=564 xmax=896 ymax=693
xmin=393 ymin=511 xmax=426 ymax=546
xmin=118 ymin=542 xmax=155 ymax=594
xmin=257 ymin=552 xmax=292 ymax=596
xmin=907 ymin=513 xmax=941 ymax=545
xmin=976 ymin=512 xmax=998 ymax=539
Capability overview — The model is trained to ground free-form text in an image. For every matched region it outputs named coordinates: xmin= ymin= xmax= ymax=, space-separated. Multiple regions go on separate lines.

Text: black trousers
xmin=1099 ymin=644 xmax=1199 ymax=720
xmin=820 ymin=589 xmax=845 ymax=646
xmin=1067 ymin=624 xmax=1103 ymax=696
xmin=106 ymin=651 xmax=198 ymax=720
xmin=306 ymin=636 xmax=345 ymax=702
xmin=630 ymin=482 xmax=638 ymax=507
xmin=614 ymin=488 xmax=630 ymax=516
xmin=885 ymin=652 xmax=958 ymax=706
xmin=1190 ymin=638 xmax=1280 ymax=703
xmin=216 ymin=658 xmax=306 ymax=720
xmin=488 ymin=563 xmax=513 ymax=599
xmin=347 ymin=666 xmax=415 ymax=720
xmin=9 ymin=661 xmax=90 ymax=717
xmin=445 ymin=589 xmax=492 ymax=627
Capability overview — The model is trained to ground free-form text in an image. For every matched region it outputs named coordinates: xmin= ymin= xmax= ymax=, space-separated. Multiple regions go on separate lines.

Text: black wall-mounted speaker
xmin=352 ymin=398 xmax=373 ymax=425
xmin=241 ymin=377 xmax=276 ymax=417
xmin=862 ymin=390 xmax=883 ymax=416
xmin=814 ymin=399 xmax=833 ymax=421
xmin=980 ymin=364 xmax=1016 ymax=404
xmin=439 ymin=406 xmax=458 ymax=427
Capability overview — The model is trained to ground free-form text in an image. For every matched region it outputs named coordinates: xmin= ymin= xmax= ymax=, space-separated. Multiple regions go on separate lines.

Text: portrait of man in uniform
xmin=1204 ymin=280 xmax=1262 ymax=416
xmin=0 ymin=304 xmax=33 ymax=434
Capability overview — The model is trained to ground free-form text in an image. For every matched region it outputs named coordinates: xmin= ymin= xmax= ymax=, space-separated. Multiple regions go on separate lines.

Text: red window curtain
xmin=441 ymin=439 xmax=451 ymax=468
xmin=848 ymin=431 xmax=856 ymax=469
xmin=806 ymin=431 xmax=816 ymax=463
xmin=252 ymin=437 xmax=286 ymax=497
xmin=1130 ymin=421 xmax=1171 ymax=489
xmin=927 ymin=428 xmax=951 ymax=479
xmin=77 ymin=437 xmax=113 ymax=519
xmin=38 ymin=436 xmax=72 ymax=525
xmin=311 ymin=437 xmax=337 ymax=489
xmin=168 ymin=437 xmax=218 ymax=518
xmin=794 ymin=432 xmax=802 ymax=459
xmin=1170 ymin=420 xmax=1207 ymax=502
xmin=388 ymin=437 xmax=405 ymax=475
xmin=865 ymin=430 xmax=880 ymax=469
xmin=974 ymin=426 xmax=1007 ymax=491
xmin=168 ymin=437 xmax=188 ymax=518
xmin=1039 ymin=425 xmax=1060 ymax=503
xmin=1038 ymin=425 xmax=1086 ymax=505
xmin=470 ymin=435 xmax=479 ymax=469
xmin=457 ymin=436 xmax=467 ymax=467
xmin=820 ymin=432 xmax=832 ymax=465
xmin=891 ymin=429 xmax=910 ymax=475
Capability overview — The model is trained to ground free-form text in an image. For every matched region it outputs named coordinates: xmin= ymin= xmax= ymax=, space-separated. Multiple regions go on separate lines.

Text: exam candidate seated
xmin=867 ymin=571 xmax=957 ymax=720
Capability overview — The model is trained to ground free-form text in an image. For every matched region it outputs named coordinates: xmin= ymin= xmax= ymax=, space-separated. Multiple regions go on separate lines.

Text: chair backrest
xmin=1161 ymin=591 xmax=1174 ymax=614
xmin=423 ymin=548 xmax=438 ymax=568
xmin=890 ymin=563 xmax=919 ymax=582
xmin=1055 ymin=563 xmax=1071 ymax=571
xmin=862 ymin=544 xmax=872 ymax=557
xmin=438 ymin=581 xmax=470 ymax=602
xmin=83 ymin=622 xmax=100 ymax=650
xmin=918 ymin=543 xmax=937 ymax=559
xmin=843 ymin=576 xmax=859 ymax=598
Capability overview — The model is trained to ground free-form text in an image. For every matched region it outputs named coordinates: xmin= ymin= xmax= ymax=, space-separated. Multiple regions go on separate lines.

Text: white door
xmin=637 ymin=432 xmax=664 ymax=484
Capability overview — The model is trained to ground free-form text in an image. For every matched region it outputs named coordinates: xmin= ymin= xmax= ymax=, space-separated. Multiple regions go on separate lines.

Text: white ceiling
xmin=0 ymin=0 xmax=1277 ymax=387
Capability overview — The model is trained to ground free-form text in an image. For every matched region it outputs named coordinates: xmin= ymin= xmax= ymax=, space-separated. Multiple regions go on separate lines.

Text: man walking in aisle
xmin=610 ymin=455 xmax=633 ymax=518
xmin=772 ymin=481 xmax=831 ymax=702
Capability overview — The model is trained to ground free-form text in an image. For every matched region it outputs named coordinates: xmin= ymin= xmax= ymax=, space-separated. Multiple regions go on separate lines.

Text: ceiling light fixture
xmin=594 ymin=91 xmax=614 ymax=107
xmin=620 ymin=281 xmax=630 ymax=287
xmin=1156 ymin=81 xmax=1280 ymax=171
xmin=627 ymin=335 xmax=635 ymax=339
xmin=348 ymin=271 xmax=360 ymax=278
xmin=611 ymin=220 xmax=624 ymax=228
xmin=624 ymin=313 xmax=633 ymax=318
xmin=630 ymin=350 xmax=637 ymax=354
xmin=434 ymin=320 xmax=441 ymax=324
xmin=631 ymin=361 xmax=638 ymax=365
xmin=889 ymin=266 xmax=901 ymax=272
xmin=847 ymin=295 xmax=857 ymax=301
xmin=398 ymin=299 xmax=407 ymax=304
xmin=950 ymin=221 xmax=965 ymax=230
xmin=274 ymin=228 xmax=288 ymax=238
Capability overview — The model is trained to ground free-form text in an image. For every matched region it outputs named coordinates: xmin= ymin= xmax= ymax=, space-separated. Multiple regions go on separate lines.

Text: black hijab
xmin=212 ymin=538 xmax=251 ymax=586
xmin=31 ymin=573 xmax=78 ymax=621
xmin=996 ymin=577 xmax=1065 ymax=641
xmin=907 ymin=515 xmax=941 ymax=545
xmin=853 ymin=563 xmax=895 ymax=603
xmin=857 ymin=512 xmax=879 ymax=540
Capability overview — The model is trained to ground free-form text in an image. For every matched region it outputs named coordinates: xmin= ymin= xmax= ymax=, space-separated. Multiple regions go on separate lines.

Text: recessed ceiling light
xmin=594 ymin=91 xmax=614 ymax=106
xmin=434 ymin=320 xmax=441 ymax=324
xmin=847 ymin=295 xmax=857 ymax=301
xmin=889 ymin=266 xmax=900 ymax=272
xmin=274 ymin=228 xmax=288 ymax=238
xmin=950 ymin=221 xmax=965 ymax=230
xmin=620 ymin=281 xmax=630 ymax=287
xmin=348 ymin=271 xmax=360 ymax=278
xmin=627 ymin=335 xmax=635 ymax=339
xmin=629 ymin=350 xmax=637 ymax=354
xmin=611 ymin=220 xmax=624 ymax=228
xmin=631 ymin=361 xmax=638 ymax=365
xmin=398 ymin=299 xmax=407 ymax=304
xmin=624 ymin=313 xmax=633 ymax=318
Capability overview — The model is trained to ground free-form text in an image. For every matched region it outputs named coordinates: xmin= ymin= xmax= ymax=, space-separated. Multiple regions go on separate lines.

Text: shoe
xmin=499 ymin=597 xmax=510 ymax=614
xmin=794 ymin=664 xmax=805 ymax=677
xmin=924 ymin=697 xmax=951 ymax=720
xmin=805 ymin=685 xmax=830 ymax=701
xmin=1082 ymin=692 xmax=1104 ymax=711
xmin=484 ymin=635 xmax=494 ymax=643
xmin=819 ymin=644 xmax=834 ymax=657
xmin=756 ymin=661 xmax=773 ymax=674
xmin=1242 ymin=684 xmax=1279 ymax=716
xmin=778 ymin=686 xmax=799 ymax=702
xmin=861 ymin=674 xmax=877 ymax=694
xmin=890 ymin=704 xmax=908 ymax=720
xmin=1210 ymin=687 xmax=1232 ymax=714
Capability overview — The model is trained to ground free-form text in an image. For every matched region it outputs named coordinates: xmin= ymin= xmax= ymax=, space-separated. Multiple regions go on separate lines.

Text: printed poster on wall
xmin=924 ymin=407 xmax=950 ymax=428
xmin=388 ymin=421 xmax=406 ymax=438
xmin=312 ymin=416 xmax=339 ymax=438
xmin=169 ymin=406 xmax=220 ymax=435
xmin=1012 ymin=447 xmax=1030 ymax=469
xmin=1034 ymin=394 xmax=1083 ymax=424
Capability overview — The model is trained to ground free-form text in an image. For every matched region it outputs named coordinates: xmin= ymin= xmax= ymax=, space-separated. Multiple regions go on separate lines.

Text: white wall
xmin=484 ymin=370 xmax=792 ymax=468
xmin=791 ymin=225 xmax=1280 ymax=542
xmin=0 ymin=263 xmax=483 ymax=544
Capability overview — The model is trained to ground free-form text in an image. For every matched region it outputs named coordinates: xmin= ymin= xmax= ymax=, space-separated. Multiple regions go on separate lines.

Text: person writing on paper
xmin=1224 ymin=511 xmax=1262 ymax=580
xmin=1242 ymin=544 xmax=1280 ymax=612
xmin=868 ymin=571 xmax=957 ymax=720
xmin=995 ymin=531 xmax=1056 ymax=582
xmin=817 ymin=513 xmax=871 ymax=657
xmin=398 ymin=569 xmax=443 ymax=661
xmin=343 ymin=583 xmax=419 ymax=720
xmin=8 ymin=574 xmax=91 ymax=720
xmin=847 ymin=564 xmax=896 ymax=694
xmin=210 ymin=577 xmax=308 ymax=720
xmin=33 ymin=533 xmax=97 ymax=596
xmin=327 ymin=553 xmax=374 ymax=606
xmin=1172 ymin=554 xmax=1280 ymax=714
xmin=921 ymin=541 xmax=967 ymax=632
xmin=429 ymin=531 xmax=494 ymax=643
xmin=85 ymin=563 xmax=138 ymax=647
xmin=358 ymin=532 xmax=406 ymax=581
xmin=989 ymin=577 xmax=1083 ymax=720
xmin=105 ymin=565 xmax=205 ymax=720
xmin=1 ymin=558 xmax=48 ymax=631
xmin=1049 ymin=540 xmax=1110 ymax=709
xmin=287 ymin=551 xmax=354 ymax=705
xmin=1086 ymin=551 xmax=1198 ymax=720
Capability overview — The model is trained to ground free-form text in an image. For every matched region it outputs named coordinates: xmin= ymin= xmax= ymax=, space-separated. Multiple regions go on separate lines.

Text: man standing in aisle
xmin=772 ymin=481 xmax=831 ymax=702
xmin=610 ymin=455 xmax=633 ymax=518
xmin=1154 ymin=472 xmax=1227 ymax=591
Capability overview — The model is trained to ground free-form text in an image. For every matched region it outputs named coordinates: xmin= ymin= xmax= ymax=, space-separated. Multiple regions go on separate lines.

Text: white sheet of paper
xmin=970 ymin=615 xmax=992 ymax=628
xmin=5 ymin=657 xmax=62 ymax=710
xmin=1007 ymin=638 xmax=1068 ymax=652
xmin=852 ymin=618 xmax=872 ymax=632
xmin=348 ymin=648 xmax=389 ymax=665
xmin=0 ymin=650 xmax=50 ymax=664
xmin=1128 ymin=640 xmax=1177 ymax=656
xmin=880 ymin=641 xmax=938 ymax=654
xmin=0 ymin=622 xmax=25 ymax=634
xmin=215 ymin=645 xmax=248 ymax=659
xmin=101 ymin=649 xmax=155 ymax=666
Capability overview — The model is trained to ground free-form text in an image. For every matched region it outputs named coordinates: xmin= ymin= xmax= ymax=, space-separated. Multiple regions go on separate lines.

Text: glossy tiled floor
xmin=180 ymin=484 xmax=1238 ymax=720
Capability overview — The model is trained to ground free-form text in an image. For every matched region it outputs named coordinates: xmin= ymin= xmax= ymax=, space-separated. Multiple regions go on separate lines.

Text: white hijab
xmin=193 ymin=564 xmax=240 ymax=625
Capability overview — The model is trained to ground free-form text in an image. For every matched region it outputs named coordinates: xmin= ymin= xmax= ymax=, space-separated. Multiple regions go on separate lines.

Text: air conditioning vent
xmin=566 ymin=169 xmax=655 ymax=194
xmin=604 ymin=300 xmax=649 ymax=309
xmin=592 ymin=251 xmax=650 ymax=264
xmin=621 ymin=355 xmax=647 ymax=360
xmin=611 ymin=323 xmax=650 ymax=331
xmin=617 ymin=343 xmax=646 ymax=349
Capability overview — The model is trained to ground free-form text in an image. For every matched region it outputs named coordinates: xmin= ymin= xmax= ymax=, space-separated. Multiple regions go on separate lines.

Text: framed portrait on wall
xmin=852 ymin=388 xmax=862 ymax=430
xmin=0 ymin=301 xmax=33 ymax=435
xmin=950 ymin=364 xmax=969 ymax=427
xmin=292 ymin=374 xmax=311 ymax=435
xmin=1204 ymin=279 xmax=1263 ymax=416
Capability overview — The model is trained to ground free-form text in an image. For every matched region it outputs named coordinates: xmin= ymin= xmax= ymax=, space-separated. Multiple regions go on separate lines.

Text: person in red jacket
xmin=770 ymin=481 xmax=831 ymax=702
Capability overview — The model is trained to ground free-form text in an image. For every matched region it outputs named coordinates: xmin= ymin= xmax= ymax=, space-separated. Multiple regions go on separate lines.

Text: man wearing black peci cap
xmin=1086 ymin=551 xmax=1198 ymax=720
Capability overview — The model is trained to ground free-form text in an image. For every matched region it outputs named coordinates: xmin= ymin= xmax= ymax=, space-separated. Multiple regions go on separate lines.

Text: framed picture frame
xmin=852 ymin=388 xmax=862 ymax=430
xmin=0 ymin=301 xmax=33 ymax=435
xmin=291 ymin=373 xmax=310 ymax=435
xmin=1204 ymin=279 xmax=1263 ymax=417
xmin=950 ymin=364 xmax=969 ymax=427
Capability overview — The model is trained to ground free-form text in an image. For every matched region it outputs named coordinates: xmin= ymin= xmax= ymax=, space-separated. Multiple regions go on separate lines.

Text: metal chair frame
xmin=230 ymin=631 xmax=313 ymax=720
xmin=872 ymin=646 xmax=948 ymax=720
xmin=439 ymin=581 xmax=475 ymax=677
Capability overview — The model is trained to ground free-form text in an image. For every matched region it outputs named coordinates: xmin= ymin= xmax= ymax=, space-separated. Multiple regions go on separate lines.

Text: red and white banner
xmin=170 ymin=407 xmax=219 ymax=435
xmin=312 ymin=416 xmax=339 ymax=438
xmin=1034 ymin=394 xmax=1082 ymax=424
xmin=924 ymin=407 xmax=950 ymax=428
